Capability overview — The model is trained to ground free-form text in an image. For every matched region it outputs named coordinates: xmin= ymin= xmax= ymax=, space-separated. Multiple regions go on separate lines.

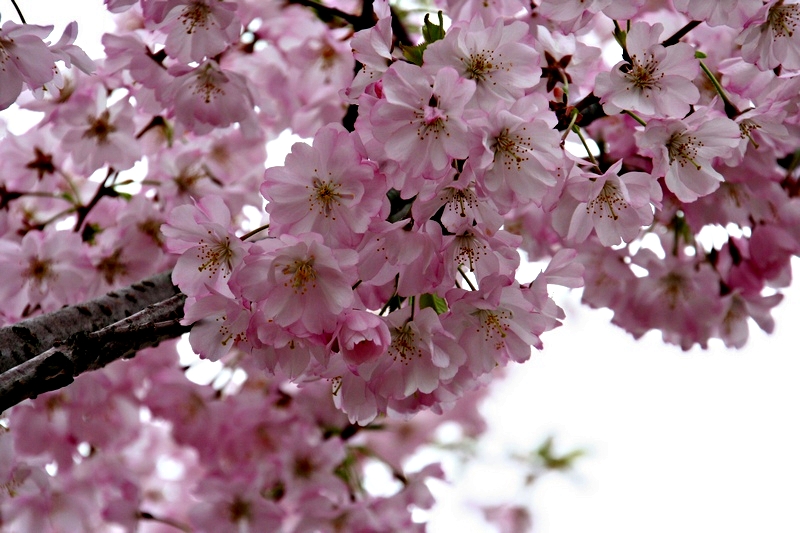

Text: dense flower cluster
xmin=2 ymin=0 xmax=800 ymax=529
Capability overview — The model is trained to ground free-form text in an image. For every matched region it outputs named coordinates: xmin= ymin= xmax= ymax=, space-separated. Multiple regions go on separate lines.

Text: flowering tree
xmin=1 ymin=0 xmax=799 ymax=530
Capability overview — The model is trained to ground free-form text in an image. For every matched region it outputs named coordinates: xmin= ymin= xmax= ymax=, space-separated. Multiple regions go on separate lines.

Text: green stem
xmin=560 ymin=108 xmax=580 ymax=143
xmin=623 ymin=109 xmax=647 ymax=127
xmin=571 ymin=125 xmax=599 ymax=168
xmin=699 ymin=60 xmax=740 ymax=118
xmin=613 ymin=20 xmax=631 ymax=63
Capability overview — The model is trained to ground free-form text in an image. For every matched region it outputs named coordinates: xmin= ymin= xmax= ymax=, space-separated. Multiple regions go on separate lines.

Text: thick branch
xmin=0 ymin=271 xmax=179 ymax=373
xmin=0 ymin=293 xmax=189 ymax=414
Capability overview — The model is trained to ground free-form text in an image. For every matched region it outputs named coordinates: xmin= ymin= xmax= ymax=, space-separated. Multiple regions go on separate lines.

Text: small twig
xmin=286 ymin=0 xmax=360 ymax=25
xmin=661 ymin=21 xmax=701 ymax=47
xmin=9 ymin=0 xmax=26 ymax=23
xmin=239 ymin=223 xmax=269 ymax=241
xmin=74 ymin=168 xmax=119 ymax=233
xmin=458 ymin=266 xmax=477 ymax=291
xmin=138 ymin=511 xmax=191 ymax=533
xmin=389 ymin=6 xmax=414 ymax=47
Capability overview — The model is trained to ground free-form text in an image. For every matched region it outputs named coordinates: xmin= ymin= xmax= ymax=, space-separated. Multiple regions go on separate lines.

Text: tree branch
xmin=0 ymin=271 xmax=179 ymax=373
xmin=0 ymin=293 xmax=189 ymax=414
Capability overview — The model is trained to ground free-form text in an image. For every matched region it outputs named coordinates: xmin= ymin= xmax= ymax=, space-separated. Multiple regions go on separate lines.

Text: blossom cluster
xmin=1 ymin=0 xmax=800 ymax=529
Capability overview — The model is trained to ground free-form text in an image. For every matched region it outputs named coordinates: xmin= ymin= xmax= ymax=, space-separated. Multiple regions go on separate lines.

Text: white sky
xmin=432 ymin=261 xmax=800 ymax=533
xmin=8 ymin=2 xmax=800 ymax=532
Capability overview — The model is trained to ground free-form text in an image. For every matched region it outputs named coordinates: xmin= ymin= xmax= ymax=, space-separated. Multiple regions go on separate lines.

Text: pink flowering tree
xmin=0 ymin=0 xmax=799 ymax=530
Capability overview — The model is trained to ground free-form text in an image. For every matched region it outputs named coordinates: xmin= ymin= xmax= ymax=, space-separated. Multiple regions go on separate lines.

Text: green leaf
xmin=422 ymin=11 xmax=446 ymax=44
xmin=695 ymin=50 xmax=707 ymax=59
xmin=419 ymin=293 xmax=448 ymax=314
xmin=400 ymin=43 xmax=426 ymax=66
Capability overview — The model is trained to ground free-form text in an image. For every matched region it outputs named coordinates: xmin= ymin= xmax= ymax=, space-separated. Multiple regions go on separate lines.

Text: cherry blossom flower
xmin=347 ymin=5 xmax=394 ymax=102
xmin=155 ymin=0 xmax=242 ymax=63
xmin=189 ymin=473 xmax=284 ymax=533
xmin=262 ymin=125 xmax=385 ymax=247
xmin=161 ymin=194 xmax=247 ymax=296
xmin=235 ymin=233 xmax=357 ymax=336
xmin=162 ymin=60 xmax=258 ymax=136
xmin=183 ymin=290 xmax=252 ymax=361
xmin=357 ymin=220 xmax=446 ymax=298
xmin=58 ymin=87 xmax=142 ymax=174
xmin=628 ymin=248 xmax=724 ymax=350
xmin=442 ymin=227 xmax=521 ymax=286
xmin=423 ymin=18 xmax=540 ymax=105
xmin=0 ymin=230 xmax=90 ymax=318
xmin=368 ymin=63 xmax=475 ymax=175
xmin=673 ymin=0 xmax=762 ymax=28
xmin=0 ymin=22 xmax=59 ymax=110
xmin=447 ymin=276 xmax=553 ymax=376
xmin=411 ymin=170 xmax=504 ymax=235
xmin=636 ymin=108 xmax=741 ymax=202
xmin=373 ymin=306 xmax=467 ymax=399
xmin=737 ymin=0 xmax=800 ymax=71
xmin=331 ymin=309 xmax=391 ymax=367
xmin=553 ymin=160 xmax=661 ymax=246
xmin=537 ymin=0 xmax=611 ymax=29
xmin=468 ymin=93 xmax=565 ymax=212
xmin=595 ymin=21 xmax=699 ymax=118
xmin=48 ymin=22 xmax=95 ymax=81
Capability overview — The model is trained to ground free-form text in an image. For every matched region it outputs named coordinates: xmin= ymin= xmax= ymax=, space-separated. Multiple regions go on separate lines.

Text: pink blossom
xmin=636 ymin=108 xmax=741 ymax=202
xmin=347 ymin=9 xmax=394 ymax=102
xmin=442 ymin=227 xmax=521 ymax=287
xmin=183 ymin=290 xmax=252 ymax=361
xmin=161 ymin=194 xmax=247 ymax=296
xmin=162 ymin=60 xmax=258 ymax=136
xmin=0 ymin=22 xmax=58 ymax=109
xmin=374 ymin=306 xmax=467 ymax=399
xmin=0 ymin=230 xmax=90 ymax=318
xmin=368 ymin=63 xmax=475 ymax=175
xmin=412 ymin=170 xmax=504 ymax=235
xmin=58 ymin=87 xmax=142 ymax=174
xmin=262 ymin=125 xmax=385 ymax=247
xmin=447 ymin=276 xmax=552 ymax=376
xmin=155 ymin=0 xmax=242 ymax=63
xmin=357 ymin=220 xmax=446 ymax=298
xmin=48 ymin=22 xmax=95 ymax=77
xmin=468 ymin=93 xmax=564 ymax=212
xmin=235 ymin=233 xmax=357 ymax=336
xmin=189 ymin=474 xmax=284 ymax=533
xmin=737 ymin=1 xmax=800 ymax=71
xmin=331 ymin=309 xmax=391 ymax=367
xmin=595 ymin=21 xmax=699 ymax=118
xmin=673 ymin=0 xmax=762 ymax=28
xmin=553 ymin=160 xmax=661 ymax=246
xmin=628 ymin=248 xmax=725 ymax=350
xmin=423 ymin=18 xmax=539 ymax=105
xmin=331 ymin=369 xmax=380 ymax=424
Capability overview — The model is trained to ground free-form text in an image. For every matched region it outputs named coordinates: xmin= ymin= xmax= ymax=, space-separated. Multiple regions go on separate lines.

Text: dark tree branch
xmin=0 ymin=293 xmax=189 ymax=414
xmin=286 ymin=0 xmax=361 ymax=25
xmin=661 ymin=21 xmax=701 ymax=47
xmin=0 ymin=271 xmax=179 ymax=373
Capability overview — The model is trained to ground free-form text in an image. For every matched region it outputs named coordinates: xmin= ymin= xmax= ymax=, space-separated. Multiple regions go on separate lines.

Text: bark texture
xmin=0 ymin=293 xmax=189 ymax=414
xmin=0 ymin=271 xmax=179 ymax=373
